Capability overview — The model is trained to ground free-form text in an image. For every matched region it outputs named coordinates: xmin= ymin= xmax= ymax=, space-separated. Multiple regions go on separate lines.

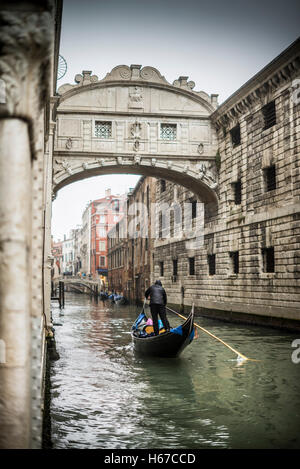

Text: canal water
xmin=49 ymin=293 xmax=300 ymax=449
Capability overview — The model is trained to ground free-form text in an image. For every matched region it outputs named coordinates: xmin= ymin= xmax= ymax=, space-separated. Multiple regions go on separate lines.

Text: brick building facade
xmin=107 ymin=177 xmax=157 ymax=302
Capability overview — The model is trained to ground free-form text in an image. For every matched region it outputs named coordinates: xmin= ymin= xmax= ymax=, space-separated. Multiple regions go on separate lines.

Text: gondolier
xmin=131 ymin=304 xmax=195 ymax=357
xmin=145 ymin=280 xmax=170 ymax=335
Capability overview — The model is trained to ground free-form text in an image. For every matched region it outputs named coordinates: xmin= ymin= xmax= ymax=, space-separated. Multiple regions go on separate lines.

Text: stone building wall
xmin=153 ymin=179 xmax=205 ymax=308
xmin=107 ymin=177 xmax=157 ymax=302
xmin=153 ymin=39 xmax=300 ymax=330
xmin=125 ymin=177 xmax=157 ymax=302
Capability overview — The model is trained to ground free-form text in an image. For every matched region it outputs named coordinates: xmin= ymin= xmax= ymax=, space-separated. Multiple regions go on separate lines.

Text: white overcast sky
xmin=52 ymin=0 xmax=299 ymax=240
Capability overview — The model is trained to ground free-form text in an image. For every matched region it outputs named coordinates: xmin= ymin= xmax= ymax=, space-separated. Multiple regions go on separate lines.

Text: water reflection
xmin=50 ymin=293 xmax=300 ymax=449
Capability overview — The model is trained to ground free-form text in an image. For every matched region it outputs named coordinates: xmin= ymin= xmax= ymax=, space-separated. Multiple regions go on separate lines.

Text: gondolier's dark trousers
xmin=150 ymin=304 xmax=170 ymax=336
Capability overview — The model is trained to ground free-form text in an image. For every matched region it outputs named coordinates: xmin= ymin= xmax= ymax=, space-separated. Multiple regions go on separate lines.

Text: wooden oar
xmin=166 ymin=306 xmax=258 ymax=362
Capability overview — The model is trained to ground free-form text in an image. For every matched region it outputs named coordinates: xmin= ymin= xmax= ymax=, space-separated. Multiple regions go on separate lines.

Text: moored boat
xmin=131 ymin=305 xmax=195 ymax=357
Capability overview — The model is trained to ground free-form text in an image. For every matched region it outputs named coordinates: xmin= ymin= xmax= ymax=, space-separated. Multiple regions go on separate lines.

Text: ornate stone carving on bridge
xmin=173 ymin=76 xmax=195 ymax=90
xmin=129 ymin=86 xmax=144 ymax=109
xmin=130 ymin=120 xmax=142 ymax=152
xmin=65 ymin=138 xmax=72 ymax=149
xmin=57 ymin=64 xmax=218 ymax=109
xmin=75 ymin=71 xmax=99 ymax=86
xmin=197 ymin=162 xmax=218 ymax=188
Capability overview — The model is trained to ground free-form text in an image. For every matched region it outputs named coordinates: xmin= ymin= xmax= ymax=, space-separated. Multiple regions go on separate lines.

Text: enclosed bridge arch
xmin=52 ymin=64 xmax=219 ymax=205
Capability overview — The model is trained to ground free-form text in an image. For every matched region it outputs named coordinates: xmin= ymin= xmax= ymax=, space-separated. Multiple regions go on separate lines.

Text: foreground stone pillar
xmin=0 ymin=119 xmax=32 ymax=448
xmin=0 ymin=0 xmax=62 ymax=448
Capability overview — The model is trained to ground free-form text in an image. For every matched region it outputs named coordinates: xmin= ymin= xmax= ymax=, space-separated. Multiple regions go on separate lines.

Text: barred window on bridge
xmin=160 ymin=124 xmax=177 ymax=140
xmin=95 ymin=121 xmax=112 ymax=138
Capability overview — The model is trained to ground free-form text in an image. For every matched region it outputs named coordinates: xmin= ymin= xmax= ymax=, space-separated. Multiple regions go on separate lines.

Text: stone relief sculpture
xmin=134 ymin=154 xmax=141 ymax=165
xmin=198 ymin=162 xmax=217 ymax=186
xmin=130 ymin=120 xmax=142 ymax=151
xmin=130 ymin=120 xmax=142 ymax=138
xmin=197 ymin=143 xmax=204 ymax=155
xmin=55 ymin=158 xmax=73 ymax=175
xmin=129 ymin=86 xmax=143 ymax=109
xmin=65 ymin=137 xmax=72 ymax=149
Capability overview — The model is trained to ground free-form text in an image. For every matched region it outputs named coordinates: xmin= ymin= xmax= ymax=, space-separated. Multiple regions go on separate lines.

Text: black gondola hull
xmin=131 ymin=308 xmax=195 ymax=357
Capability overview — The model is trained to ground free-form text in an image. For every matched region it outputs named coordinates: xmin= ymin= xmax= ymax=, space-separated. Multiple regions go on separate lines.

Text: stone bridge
xmin=53 ymin=65 xmax=219 ymax=204
xmin=57 ymin=277 xmax=100 ymax=295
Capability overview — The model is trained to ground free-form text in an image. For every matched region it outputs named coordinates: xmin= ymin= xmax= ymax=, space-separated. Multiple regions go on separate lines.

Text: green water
xmin=49 ymin=293 xmax=300 ymax=449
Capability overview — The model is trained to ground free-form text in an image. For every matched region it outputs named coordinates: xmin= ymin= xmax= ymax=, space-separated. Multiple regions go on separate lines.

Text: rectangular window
xmin=160 ymin=123 xmax=177 ymax=140
xmin=230 ymin=251 xmax=239 ymax=274
xmin=262 ymin=101 xmax=276 ymax=130
xmin=95 ymin=121 xmax=112 ymax=138
xmin=158 ymin=212 xmax=163 ymax=239
xmin=160 ymin=179 xmax=166 ymax=193
xmin=262 ymin=247 xmax=275 ymax=273
xmin=264 ymin=165 xmax=276 ymax=192
xmin=189 ymin=257 xmax=195 ymax=275
xmin=191 ymin=200 xmax=197 ymax=219
xmin=230 ymin=124 xmax=241 ymax=147
xmin=233 ymin=180 xmax=242 ymax=205
xmin=208 ymin=254 xmax=216 ymax=276
xmin=173 ymin=259 xmax=178 ymax=276
xmin=159 ymin=261 xmax=164 ymax=277
xmin=99 ymin=241 xmax=106 ymax=251
xmin=113 ymin=199 xmax=119 ymax=212
xmin=100 ymin=256 xmax=106 ymax=267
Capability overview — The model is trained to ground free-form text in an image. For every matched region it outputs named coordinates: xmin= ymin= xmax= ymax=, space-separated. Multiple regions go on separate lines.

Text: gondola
xmin=131 ymin=304 xmax=195 ymax=358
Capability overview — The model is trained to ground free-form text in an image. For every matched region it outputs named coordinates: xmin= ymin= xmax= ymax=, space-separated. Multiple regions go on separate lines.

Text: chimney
xmin=105 ymin=188 xmax=111 ymax=197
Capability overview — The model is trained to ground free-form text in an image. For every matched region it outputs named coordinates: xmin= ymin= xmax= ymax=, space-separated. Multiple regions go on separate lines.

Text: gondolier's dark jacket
xmin=145 ymin=283 xmax=167 ymax=305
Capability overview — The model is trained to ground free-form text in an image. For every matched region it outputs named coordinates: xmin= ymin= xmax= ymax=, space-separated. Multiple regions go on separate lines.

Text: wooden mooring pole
xmin=58 ymin=281 xmax=64 ymax=309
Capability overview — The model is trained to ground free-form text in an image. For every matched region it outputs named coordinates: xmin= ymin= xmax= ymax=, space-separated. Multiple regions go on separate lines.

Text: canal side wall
xmin=155 ymin=206 xmax=300 ymax=332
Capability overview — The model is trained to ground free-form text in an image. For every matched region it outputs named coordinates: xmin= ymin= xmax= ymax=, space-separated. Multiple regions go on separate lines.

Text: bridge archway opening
xmin=53 ymin=164 xmax=218 ymax=207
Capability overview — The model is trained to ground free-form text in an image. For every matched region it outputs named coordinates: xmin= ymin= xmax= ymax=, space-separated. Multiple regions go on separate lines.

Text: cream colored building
xmin=80 ymin=203 xmax=92 ymax=275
